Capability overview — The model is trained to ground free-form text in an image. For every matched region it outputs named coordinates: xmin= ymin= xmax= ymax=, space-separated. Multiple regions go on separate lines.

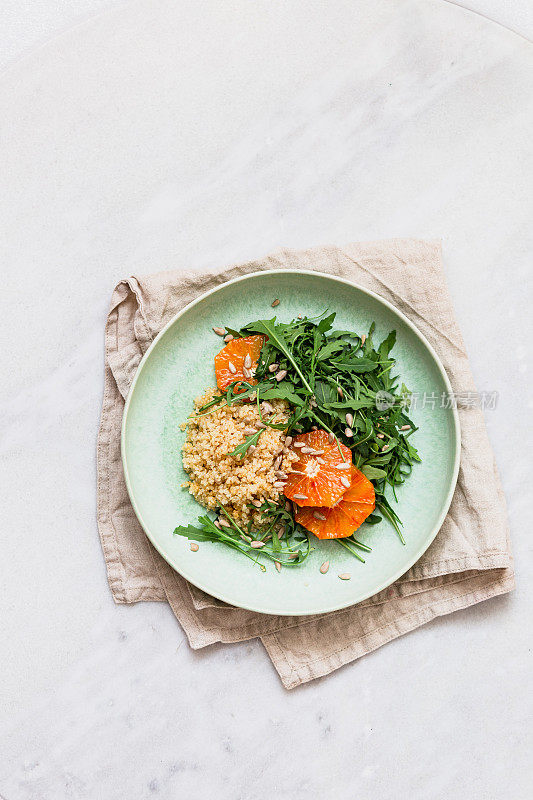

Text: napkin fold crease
xmin=96 ymin=239 xmax=513 ymax=688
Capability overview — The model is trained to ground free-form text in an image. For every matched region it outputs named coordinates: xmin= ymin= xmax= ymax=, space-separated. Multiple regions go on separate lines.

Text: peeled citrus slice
xmin=214 ymin=335 xmax=266 ymax=392
xmin=295 ymin=466 xmax=375 ymax=539
xmin=283 ymin=430 xmax=352 ymax=508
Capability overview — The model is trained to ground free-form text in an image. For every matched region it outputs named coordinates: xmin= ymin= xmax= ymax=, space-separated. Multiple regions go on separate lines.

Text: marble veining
xmin=1 ymin=1 xmax=531 ymax=798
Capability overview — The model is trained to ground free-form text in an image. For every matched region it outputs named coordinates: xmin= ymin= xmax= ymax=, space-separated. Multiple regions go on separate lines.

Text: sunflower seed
xmin=377 ymin=433 xmax=384 ymax=439
xmin=284 ymin=436 xmax=293 ymax=447
xmin=298 ymin=313 xmax=303 ymax=319
xmin=274 ymin=560 xmax=281 ymax=572
xmin=261 ymin=401 xmax=275 ymax=414
xmin=228 ymin=361 xmax=237 ymax=374
xmin=316 ymin=457 xmax=325 ymax=464
xmin=337 ymin=385 xmax=344 ymax=399
xmin=310 ymin=449 xmax=325 ymax=456
xmin=212 ymin=326 xmax=225 ymax=336
xmin=313 ymin=511 xmax=327 ymax=521
xmin=320 ymin=561 xmax=330 ymax=574
xmin=250 ymin=541 xmax=265 ymax=548
xmin=252 ymin=500 xmax=263 ymax=508
xmin=328 ymin=432 xmax=335 ymax=443
xmin=285 ymin=501 xmax=292 ymax=512
xmin=271 ymin=299 xmax=280 ymax=307
xmin=275 ymin=471 xmax=288 ymax=479
xmin=214 ymin=519 xmax=221 ymax=529
xmin=310 ymin=399 xmax=317 ymax=408
xmin=344 ymin=427 xmax=353 ymax=438
xmin=248 ymin=392 xmax=257 ymax=402
xmin=273 ymin=481 xmax=286 ymax=489
xmin=311 ymin=425 xmax=318 ymax=431
xmin=274 ymin=455 xmax=282 ymax=470
xmin=293 ymin=493 xmax=308 ymax=500
xmin=381 ymin=445 xmax=389 ymax=452
xmin=288 ymin=552 xmax=300 ymax=560
xmin=300 ymin=446 xmax=313 ymax=454
xmin=340 ymin=476 xmax=351 ymax=489
xmin=243 ymin=427 xmax=257 ymax=435
xmin=218 ymin=517 xmax=231 ymax=527
xmin=293 ymin=442 xmax=305 ymax=448
xmin=248 ymin=445 xmax=256 ymax=454
xmin=223 ymin=333 xmax=234 ymax=343
xmin=338 ymin=573 xmax=351 ymax=580
xmin=335 ymin=462 xmax=351 ymax=470
xmin=361 ymin=334 xmax=366 ymax=344
xmin=242 ymin=366 xmax=251 ymax=379
xmin=345 ymin=413 xmax=354 ymax=427
xmin=244 ymin=353 xmax=252 ymax=369
xmin=190 ymin=543 xmax=199 ymax=552
xmin=268 ymin=363 xmax=279 ymax=373
xmin=400 ymin=424 xmax=411 ymax=431
xmin=275 ymin=370 xmax=287 ymax=382
xmin=240 ymin=534 xmax=252 ymax=542
xmin=255 ymin=422 xmax=266 ymax=429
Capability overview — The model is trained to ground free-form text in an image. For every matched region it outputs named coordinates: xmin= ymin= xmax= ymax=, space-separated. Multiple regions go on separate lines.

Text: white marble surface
xmin=1 ymin=1 xmax=532 ymax=798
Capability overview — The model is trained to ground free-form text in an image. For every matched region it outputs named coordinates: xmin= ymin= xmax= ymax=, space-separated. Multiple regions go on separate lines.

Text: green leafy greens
xmin=178 ymin=311 xmax=421 ymax=566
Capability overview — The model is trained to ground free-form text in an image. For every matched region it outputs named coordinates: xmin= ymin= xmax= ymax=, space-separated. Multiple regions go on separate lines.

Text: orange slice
xmin=295 ymin=466 xmax=375 ymax=539
xmin=283 ymin=430 xmax=352 ymax=508
xmin=214 ymin=335 xmax=266 ymax=392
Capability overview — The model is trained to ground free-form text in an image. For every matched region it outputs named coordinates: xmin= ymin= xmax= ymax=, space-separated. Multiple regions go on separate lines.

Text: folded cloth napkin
xmin=97 ymin=239 xmax=513 ymax=689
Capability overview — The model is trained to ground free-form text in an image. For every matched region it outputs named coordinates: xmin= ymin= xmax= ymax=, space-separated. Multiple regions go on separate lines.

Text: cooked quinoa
xmin=181 ymin=387 xmax=297 ymax=528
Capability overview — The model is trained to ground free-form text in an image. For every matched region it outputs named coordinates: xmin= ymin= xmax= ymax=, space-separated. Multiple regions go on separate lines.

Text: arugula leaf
xmin=361 ymin=465 xmax=387 ymax=481
xmin=331 ymin=357 xmax=380 ymax=373
xmin=227 ymin=429 xmax=263 ymax=458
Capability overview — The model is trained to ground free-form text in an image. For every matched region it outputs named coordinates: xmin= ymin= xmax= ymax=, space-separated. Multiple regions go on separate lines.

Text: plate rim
xmin=121 ymin=268 xmax=461 ymax=616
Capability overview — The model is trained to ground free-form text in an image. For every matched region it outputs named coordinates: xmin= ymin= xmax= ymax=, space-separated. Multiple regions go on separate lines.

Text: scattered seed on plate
xmin=190 ymin=543 xmax=199 ymax=552
xmin=328 ymin=432 xmax=335 ymax=443
xmin=212 ymin=326 xmax=225 ymax=336
xmin=223 ymin=333 xmax=234 ymax=343
xmin=218 ymin=517 xmax=231 ymax=527
xmin=345 ymin=427 xmax=353 ymax=438
xmin=338 ymin=573 xmax=351 ymax=580
xmin=243 ymin=427 xmax=257 ymax=435
xmin=335 ymin=462 xmax=351 ymax=470
xmin=320 ymin=561 xmax=330 ymax=574
xmin=228 ymin=361 xmax=237 ymax=374
xmin=284 ymin=436 xmax=293 ymax=447
xmin=401 ymin=424 xmax=411 ymax=431
xmin=316 ymin=457 xmax=325 ymax=464
xmin=268 ymin=363 xmax=279 ymax=373
xmin=298 ymin=313 xmax=303 ymax=319
xmin=252 ymin=500 xmax=262 ymax=508
xmin=382 ymin=445 xmax=389 ymax=452
xmin=274 ymin=560 xmax=281 ymax=572
xmin=242 ymin=366 xmax=251 ymax=379
xmin=340 ymin=476 xmax=351 ymax=488
xmin=293 ymin=493 xmax=308 ymax=501
xmin=273 ymin=481 xmax=286 ymax=490
xmin=293 ymin=442 xmax=305 ymax=448
xmin=275 ymin=370 xmax=287 ymax=382
xmin=361 ymin=334 xmax=366 ymax=344
xmin=250 ymin=541 xmax=265 ymax=548
xmin=345 ymin=413 xmax=354 ymax=427
xmin=244 ymin=353 xmax=252 ymax=369
xmin=377 ymin=433 xmax=385 ymax=439
xmin=275 ymin=471 xmax=288 ymax=479
xmin=300 ymin=446 xmax=313 ymax=454
xmin=313 ymin=511 xmax=326 ymax=521
xmin=261 ymin=401 xmax=274 ymax=414
xmin=271 ymin=299 xmax=280 ymax=307
xmin=214 ymin=519 xmax=221 ymax=529
xmin=337 ymin=385 xmax=343 ymax=399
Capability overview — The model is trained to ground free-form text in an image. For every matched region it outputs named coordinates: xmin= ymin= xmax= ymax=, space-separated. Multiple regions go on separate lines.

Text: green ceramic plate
xmin=122 ymin=270 xmax=460 ymax=616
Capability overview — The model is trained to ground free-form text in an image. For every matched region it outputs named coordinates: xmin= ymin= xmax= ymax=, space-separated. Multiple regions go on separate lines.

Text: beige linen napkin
xmin=97 ymin=239 xmax=514 ymax=689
